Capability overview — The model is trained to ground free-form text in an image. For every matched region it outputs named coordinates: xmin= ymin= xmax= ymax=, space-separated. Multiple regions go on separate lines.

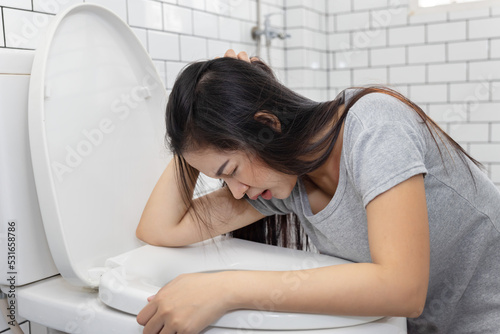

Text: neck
xmin=304 ymin=103 xmax=346 ymax=197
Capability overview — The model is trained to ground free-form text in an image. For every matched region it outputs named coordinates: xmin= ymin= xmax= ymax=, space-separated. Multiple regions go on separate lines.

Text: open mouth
xmin=251 ymin=189 xmax=272 ymax=200
xmin=261 ymin=189 xmax=272 ymax=200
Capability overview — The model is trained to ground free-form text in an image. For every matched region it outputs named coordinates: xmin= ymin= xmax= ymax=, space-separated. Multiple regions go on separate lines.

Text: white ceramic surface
xmin=28 ymin=3 xmax=169 ymax=287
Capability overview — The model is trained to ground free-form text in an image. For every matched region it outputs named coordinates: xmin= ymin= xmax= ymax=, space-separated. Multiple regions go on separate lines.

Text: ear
xmin=254 ymin=111 xmax=282 ymax=133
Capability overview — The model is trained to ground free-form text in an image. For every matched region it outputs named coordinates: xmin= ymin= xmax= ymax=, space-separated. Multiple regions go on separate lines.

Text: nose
xmin=226 ymin=178 xmax=250 ymax=199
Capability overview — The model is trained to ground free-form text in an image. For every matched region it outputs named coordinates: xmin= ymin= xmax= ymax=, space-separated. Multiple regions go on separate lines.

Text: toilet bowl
xmin=0 ymin=4 xmax=407 ymax=333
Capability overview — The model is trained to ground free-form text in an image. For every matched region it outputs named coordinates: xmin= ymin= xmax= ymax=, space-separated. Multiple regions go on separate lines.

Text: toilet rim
xmin=99 ymin=238 xmax=384 ymax=330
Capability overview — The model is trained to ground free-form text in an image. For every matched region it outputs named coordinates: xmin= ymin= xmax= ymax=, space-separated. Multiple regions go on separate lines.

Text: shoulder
xmin=342 ymin=90 xmax=427 ymax=148
xmin=346 ymin=91 xmax=418 ymax=129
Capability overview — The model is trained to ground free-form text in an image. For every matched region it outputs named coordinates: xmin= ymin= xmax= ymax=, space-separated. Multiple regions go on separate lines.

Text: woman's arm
xmin=229 ymin=174 xmax=430 ymax=317
xmin=136 ymin=158 xmax=265 ymax=247
xmin=136 ymin=51 xmax=262 ymax=247
xmin=137 ymin=174 xmax=429 ymax=333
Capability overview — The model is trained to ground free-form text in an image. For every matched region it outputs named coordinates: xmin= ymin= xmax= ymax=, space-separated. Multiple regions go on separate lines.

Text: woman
xmin=136 ymin=50 xmax=500 ymax=334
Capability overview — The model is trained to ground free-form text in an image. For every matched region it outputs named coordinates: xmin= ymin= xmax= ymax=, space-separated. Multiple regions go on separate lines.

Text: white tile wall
xmin=85 ymin=0 xmax=128 ymax=22
xmin=410 ymin=84 xmax=448 ymax=103
xmin=492 ymin=123 xmax=500 ymax=141
xmin=307 ymin=0 xmax=326 ymax=13
xmin=230 ymin=0 xmax=255 ymax=22
xmin=352 ymin=67 xmax=387 ymax=85
xmin=470 ymin=143 xmax=500 ymax=162
xmin=33 ymin=0 xmax=81 ymax=14
xmin=153 ymin=59 xmax=166 ymax=86
xmin=469 ymin=17 xmax=500 ymax=39
xmin=329 ymin=32 xmax=350 ymax=51
xmin=427 ymin=104 xmax=460 ymax=123
xmin=427 ymin=21 xmax=466 ymax=43
xmin=371 ymin=6 xmax=408 ymax=27
xmin=0 ymin=9 xmax=4 ymax=47
xmin=205 ymin=1 xmax=223 ymax=15
xmin=182 ymin=0 xmax=205 ymax=11
xmin=449 ymin=123 xmax=489 ymax=142
xmin=492 ymin=81 xmax=500 ymax=100
xmin=219 ymin=16 xmax=241 ymax=42
xmin=285 ymin=7 xmax=305 ymax=28
xmin=353 ymin=0 xmax=388 ymax=11
xmin=492 ymin=164 xmax=500 ymax=183
xmin=448 ymin=40 xmax=488 ymax=61
xmin=3 ymin=8 xmax=54 ymax=49
xmin=470 ymin=103 xmax=500 ymax=122
xmin=330 ymin=68 xmax=352 ymax=87
xmin=163 ymin=3 xmax=193 ymax=34
xmin=448 ymin=7 xmax=489 ymax=20
xmin=148 ymin=30 xmax=179 ymax=60
xmin=131 ymin=27 xmax=148 ymax=49
xmin=408 ymin=11 xmax=446 ymax=24
xmin=207 ymin=39 xmax=231 ymax=58
xmin=0 ymin=0 xmax=31 ymax=10
xmin=469 ymin=60 xmax=500 ymax=81
xmin=408 ymin=44 xmax=446 ymax=64
xmin=389 ymin=65 xmax=425 ymax=84
xmin=327 ymin=0 xmax=351 ymax=14
xmin=335 ymin=48 xmax=369 ymax=68
xmin=180 ymin=34 xmax=207 ymax=61
xmin=352 ymin=28 xmax=387 ymax=48
xmin=428 ymin=62 xmax=466 ymax=83
xmin=492 ymin=6 xmax=500 ymax=16
xmin=327 ymin=12 xmax=335 ymax=32
xmin=287 ymin=49 xmax=327 ymax=69
xmin=491 ymin=39 xmax=500 ymax=58
xmin=389 ymin=25 xmax=424 ymax=45
xmin=128 ymin=0 xmax=163 ymax=30
xmin=166 ymin=61 xmax=187 ymax=89
xmin=336 ymin=12 xmax=369 ymax=32
xmin=370 ymin=46 xmax=405 ymax=66
xmin=450 ymin=82 xmax=491 ymax=102
xmin=193 ymin=10 xmax=218 ymax=38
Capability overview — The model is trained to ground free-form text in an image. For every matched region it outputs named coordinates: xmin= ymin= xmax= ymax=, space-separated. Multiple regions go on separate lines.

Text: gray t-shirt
xmin=245 ymin=89 xmax=500 ymax=333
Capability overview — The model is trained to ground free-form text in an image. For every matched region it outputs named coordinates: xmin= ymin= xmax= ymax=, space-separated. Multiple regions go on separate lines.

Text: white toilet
xmin=0 ymin=4 xmax=407 ymax=333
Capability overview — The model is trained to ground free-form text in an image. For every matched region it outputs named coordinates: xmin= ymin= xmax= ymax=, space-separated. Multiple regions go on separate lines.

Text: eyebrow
xmin=215 ymin=159 xmax=230 ymax=177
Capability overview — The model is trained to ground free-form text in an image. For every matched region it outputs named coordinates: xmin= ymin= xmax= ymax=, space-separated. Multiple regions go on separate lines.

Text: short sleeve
xmin=345 ymin=119 xmax=428 ymax=207
xmin=244 ymin=195 xmax=293 ymax=216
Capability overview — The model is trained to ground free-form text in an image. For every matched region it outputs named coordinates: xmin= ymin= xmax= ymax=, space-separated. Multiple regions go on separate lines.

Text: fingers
xmin=221 ymin=49 xmax=252 ymax=63
xmin=237 ymin=51 xmax=251 ymax=63
xmin=224 ymin=49 xmax=237 ymax=58
xmin=137 ymin=301 xmax=157 ymax=326
xmin=142 ymin=314 xmax=167 ymax=334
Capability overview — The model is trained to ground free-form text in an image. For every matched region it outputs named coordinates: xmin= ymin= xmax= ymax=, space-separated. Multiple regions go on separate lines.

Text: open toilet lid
xmin=28 ymin=4 xmax=169 ymax=287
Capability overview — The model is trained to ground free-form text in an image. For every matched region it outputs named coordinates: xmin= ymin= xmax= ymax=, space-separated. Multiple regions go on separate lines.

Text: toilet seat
xmin=28 ymin=3 xmax=387 ymax=331
xmin=100 ymin=237 xmax=383 ymax=330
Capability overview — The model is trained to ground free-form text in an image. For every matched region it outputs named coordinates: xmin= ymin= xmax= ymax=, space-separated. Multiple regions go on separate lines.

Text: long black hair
xmin=165 ymin=57 xmax=481 ymax=250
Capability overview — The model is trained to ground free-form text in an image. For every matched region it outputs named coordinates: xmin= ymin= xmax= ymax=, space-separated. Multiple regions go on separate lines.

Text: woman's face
xmin=183 ymin=147 xmax=297 ymax=201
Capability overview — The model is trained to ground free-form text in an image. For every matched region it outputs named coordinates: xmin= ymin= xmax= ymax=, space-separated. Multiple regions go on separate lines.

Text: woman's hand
xmin=137 ymin=272 xmax=236 ymax=334
xmin=222 ymin=49 xmax=256 ymax=63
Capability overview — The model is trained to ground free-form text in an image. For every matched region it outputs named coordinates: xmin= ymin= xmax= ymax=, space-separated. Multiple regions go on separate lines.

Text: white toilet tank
xmin=0 ymin=49 xmax=59 ymax=286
